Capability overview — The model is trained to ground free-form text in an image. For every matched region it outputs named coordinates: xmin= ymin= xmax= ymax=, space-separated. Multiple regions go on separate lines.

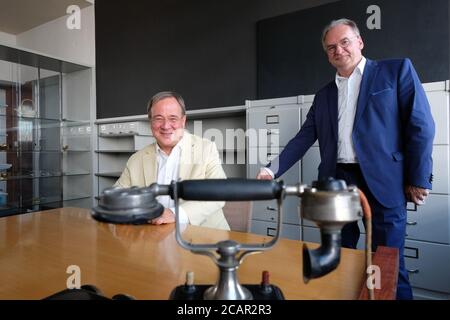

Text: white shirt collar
xmin=335 ymin=56 xmax=366 ymax=82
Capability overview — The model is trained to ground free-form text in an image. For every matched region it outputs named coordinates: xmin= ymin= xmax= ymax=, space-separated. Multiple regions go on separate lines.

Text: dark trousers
xmin=335 ymin=163 xmax=413 ymax=300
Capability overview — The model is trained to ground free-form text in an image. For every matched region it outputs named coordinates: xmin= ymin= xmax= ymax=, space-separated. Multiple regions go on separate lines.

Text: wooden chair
xmin=222 ymin=201 xmax=253 ymax=232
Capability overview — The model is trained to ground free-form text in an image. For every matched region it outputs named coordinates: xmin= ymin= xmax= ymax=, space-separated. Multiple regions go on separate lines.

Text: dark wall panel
xmin=95 ymin=0 xmax=448 ymax=118
xmin=258 ymin=0 xmax=449 ymax=98
xmin=95 ymin=0 xmax=257 ymax=118
xmin=95 ymin=0 xmax=337 ymax=118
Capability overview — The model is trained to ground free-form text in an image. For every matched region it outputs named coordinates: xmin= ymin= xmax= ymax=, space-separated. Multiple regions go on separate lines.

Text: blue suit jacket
xmin=268 ymin=58 xmax=435 ymax=208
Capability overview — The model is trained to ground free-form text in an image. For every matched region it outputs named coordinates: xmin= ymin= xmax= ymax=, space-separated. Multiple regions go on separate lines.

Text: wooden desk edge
xmin=358 ymin=246 xmax=399 ymax=300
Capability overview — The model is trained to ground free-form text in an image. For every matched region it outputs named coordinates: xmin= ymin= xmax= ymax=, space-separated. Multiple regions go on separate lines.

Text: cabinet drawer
xmin=406 ymin=194 xmax=450 ymax=244
xmin=432 ymin=145 xmax=449 ymax=194
xmin=248 ymin=104 xmax=300 ymax=147
xmin=404 ymin=240 xmax=450 ymax=293
xmin=251 ymin=197 xmax=300 ymax=225
xmin=247 ymin=147 xmax=284 ymax=169
xmin=426 ymin=90 xmax=449 ymax=145
xmin=247 ymin=148 xmax=301 ymax=184
xmin=250 ymin=220 xmax=301 ymax=240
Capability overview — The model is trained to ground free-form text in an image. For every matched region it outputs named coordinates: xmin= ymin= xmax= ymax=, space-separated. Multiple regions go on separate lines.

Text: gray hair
xmin=147 ymin=91 xmax=186 ymax=117
xmin=321 ymin=18 xmax=361 ymax=50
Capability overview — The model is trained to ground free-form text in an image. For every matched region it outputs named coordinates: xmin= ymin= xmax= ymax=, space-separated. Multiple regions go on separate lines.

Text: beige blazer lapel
xmin=142 ymin=144 xmax=157 ymax=186
xmin=179 ymin=132 xmax=194 ymax=180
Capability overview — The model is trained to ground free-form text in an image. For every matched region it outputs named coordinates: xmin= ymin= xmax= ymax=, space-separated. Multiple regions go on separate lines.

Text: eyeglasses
xmin=150 ymin=116 xmax=183 ymax=126
xmin=325 ymin=36 xmax=359 ymax=54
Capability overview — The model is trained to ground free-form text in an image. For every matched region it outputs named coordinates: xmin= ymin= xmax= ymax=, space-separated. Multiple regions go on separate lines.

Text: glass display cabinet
xmin=0 ymin=44 xmax=93 ymax=217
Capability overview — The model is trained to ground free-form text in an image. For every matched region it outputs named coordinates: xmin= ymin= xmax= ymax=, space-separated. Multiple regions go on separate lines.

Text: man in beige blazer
xmin=115 ymin=91 xmax=230 ymax=230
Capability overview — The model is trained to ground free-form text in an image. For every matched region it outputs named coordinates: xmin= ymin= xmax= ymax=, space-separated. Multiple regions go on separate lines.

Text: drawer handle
xmin=267 ymin=227 xmax=276 ymax=236
xmin=407 ymin=269 xmax=419 ymax=274
xmin=406 ymin=221 xmax=418 ymax=226
xmin=266 ymin=206 xmax=276 ymax=211
xmin=267 ymin=129 xmax=280 ymax=135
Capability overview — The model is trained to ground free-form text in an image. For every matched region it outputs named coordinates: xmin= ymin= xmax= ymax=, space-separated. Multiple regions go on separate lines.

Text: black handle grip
xmin=175 ymin=178 xmax=283 ymax=201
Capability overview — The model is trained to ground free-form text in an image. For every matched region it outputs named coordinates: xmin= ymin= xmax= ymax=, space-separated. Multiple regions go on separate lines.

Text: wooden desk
xmin=0 ymin=207 xmax=396 ymax=300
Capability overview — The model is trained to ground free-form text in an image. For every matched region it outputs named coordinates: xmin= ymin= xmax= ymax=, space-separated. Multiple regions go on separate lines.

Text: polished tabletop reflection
xmin=0 ymin=207 xmax=368 ymax=300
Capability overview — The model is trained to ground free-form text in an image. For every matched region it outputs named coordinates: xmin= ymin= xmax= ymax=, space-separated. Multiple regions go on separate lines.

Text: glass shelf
xmin=0 ymin=113 xmax=62 ymax=122
xmin=10 ymin=195 xmax=92 ymax=210
xmin=95 ymin=172 xmax=121 ymax=178
xmin=98 ymin=133 xmax=138 ymax=137
xmin=63 ymin=170 xmax=91 ymax=176
xmin=63 ymin=149 xmax=91 ymax=152
xmin=29 ymin=195 xmax=62 ymax=206
xmin=95 ymin=149 xmax=136 ymax=153
xmin=0 ymin=45 xmax=93 ymax=216
xmin=62 ymin=134 xmax=92 ymax=139
xmin=63 ymin=194 xmax=91 ymax=202
xmin=62 ymin=119 xmax=91 ymax=124
xmin=0 ymin=116 xmax=91 ymax=130
xmin=0 ymin=149 xmax=91 ymax=153
xmin=0 ymin=170 xmax=90 ymax=180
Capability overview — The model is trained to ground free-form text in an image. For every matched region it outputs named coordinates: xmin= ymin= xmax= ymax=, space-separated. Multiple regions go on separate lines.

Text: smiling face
xmin=149 ymin=97 xmax=186 ymax=154
xmin=324 ymin=24 xmax=364 ymax=77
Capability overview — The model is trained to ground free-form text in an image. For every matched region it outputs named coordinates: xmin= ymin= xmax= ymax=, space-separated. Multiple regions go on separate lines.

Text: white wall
xmin=0 ymin=31 xmax=16 ymax=47
xmin=16 ymin=6 xmax=95 ymax=66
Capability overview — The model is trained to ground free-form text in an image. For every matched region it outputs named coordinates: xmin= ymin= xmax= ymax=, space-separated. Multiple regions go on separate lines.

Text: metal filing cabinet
xmin=247 ymin=104 xmax=301 ymax=147
xmin=430 ymin=145 xmax=449 ymax=194
xmin=297 ymin=81 xmax=450 ymax=299
xmin=404 ymin=240 xmax=450 ymax=295
xmin=247 ymin=148 xmax=301 ymax=225
xmin=246 ymin=96 xmax=305 ymax=238
xmin=403 ymin=81 xmax=450 ymax=299
xmin=406 ymin=195 xmax=450 ymax=244
xmin=251 ymin=219 xmax=301 ymax=241
xmin=246 ymin=83 xmax=450 ymax=298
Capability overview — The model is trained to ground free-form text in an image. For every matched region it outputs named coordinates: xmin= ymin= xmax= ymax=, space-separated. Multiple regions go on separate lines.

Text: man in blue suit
xmin=257 ymin=18 xmax=435 ymax=299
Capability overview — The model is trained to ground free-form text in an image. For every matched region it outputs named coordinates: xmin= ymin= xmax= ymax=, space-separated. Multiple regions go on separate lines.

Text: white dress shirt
xmin=336 ymin=56 xmax=366 ymax=163
xmin=260 ymin=57 xmax=367 ymax=178
xmin=156 ymin=139 xmax=189 ymax=224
